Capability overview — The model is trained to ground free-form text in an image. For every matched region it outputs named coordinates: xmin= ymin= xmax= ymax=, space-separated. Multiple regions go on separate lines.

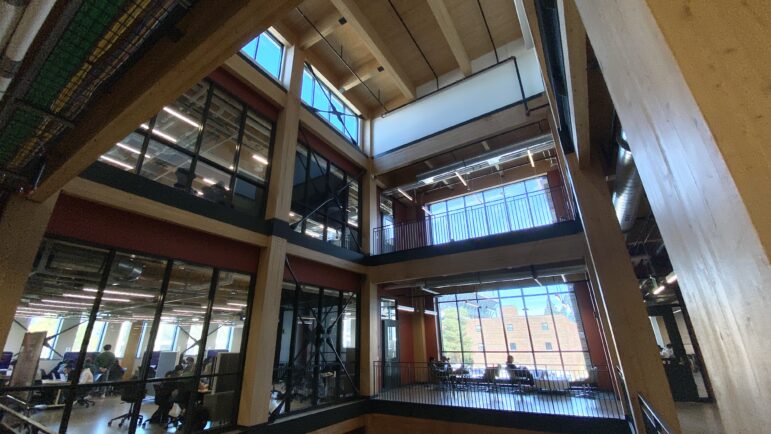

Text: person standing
xmin=94 ymin=345 xmax=116 ymax=381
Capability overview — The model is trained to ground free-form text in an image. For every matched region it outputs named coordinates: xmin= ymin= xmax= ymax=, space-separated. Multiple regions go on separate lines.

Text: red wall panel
xmin=209 ymin=68 xmax=279 ymax=121
xmin=299 ymin=128 xmax=362 ymax=176
xmin=284 ymin=254 xmax=362 ymax=292
xmin=47 ymin=194 xmax=259 ymax=273
xmin=574 ymin=280 xmax=615 ymax=390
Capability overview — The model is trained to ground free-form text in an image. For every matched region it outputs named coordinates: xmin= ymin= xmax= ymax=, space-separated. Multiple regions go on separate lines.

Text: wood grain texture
xmin=573 ymin=1 xmax=771 ymax=432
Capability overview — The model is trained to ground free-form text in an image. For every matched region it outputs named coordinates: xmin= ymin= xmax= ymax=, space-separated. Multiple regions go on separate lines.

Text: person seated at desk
xmin=505 ymin=355 xmax=534 ymax=386
xmin=148 ymin=364 xmax=197 ymax=425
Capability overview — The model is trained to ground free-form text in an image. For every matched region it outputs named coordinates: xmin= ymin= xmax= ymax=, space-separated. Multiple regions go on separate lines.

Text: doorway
xmin=380 ymin=299 xmax=400 ymax=389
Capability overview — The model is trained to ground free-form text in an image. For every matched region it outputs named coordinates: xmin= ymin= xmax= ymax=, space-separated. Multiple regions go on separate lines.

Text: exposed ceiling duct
xmin=384 ymin=133 xmax=555 ymax=196
xmin=612 ymin=132 xmax=643 ymax=233
xmin=381 ymin=262 xmax=587 ymax=291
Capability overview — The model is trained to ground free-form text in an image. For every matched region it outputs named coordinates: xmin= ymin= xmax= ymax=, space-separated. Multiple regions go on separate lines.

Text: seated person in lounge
xmin=505 ymin=355 xmax=534 ymax=386
xmin=148 ymin=364 xmax=184 ymax=424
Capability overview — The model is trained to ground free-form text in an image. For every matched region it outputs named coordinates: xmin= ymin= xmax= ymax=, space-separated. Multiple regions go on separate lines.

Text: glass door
xmin=381 ymin=319 xmax=400 ymax=390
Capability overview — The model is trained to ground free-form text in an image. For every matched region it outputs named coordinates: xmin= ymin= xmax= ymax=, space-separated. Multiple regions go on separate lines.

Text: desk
xmin=40 ymin=379 xmax=69 ymax=408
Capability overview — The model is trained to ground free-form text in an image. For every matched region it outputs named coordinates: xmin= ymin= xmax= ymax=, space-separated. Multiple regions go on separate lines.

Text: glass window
xmin=272 ymin=284 xmax=358 ymax=416
xmin=99 ymin=79 xmax=274 ymax=218
xmin=241 ymin=32 xmax=284 ymax=79
xmin=290 ymin=144 xmax=362 ymax=252
xmin=437 ymin=283 xmax=591 ymax=373
xmin=301 ymin=66 xmax=359 ymax=145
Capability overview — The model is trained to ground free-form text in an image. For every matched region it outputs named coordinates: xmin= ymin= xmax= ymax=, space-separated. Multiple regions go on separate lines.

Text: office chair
xmin=107 ymin=382 xmax=146 ymax=428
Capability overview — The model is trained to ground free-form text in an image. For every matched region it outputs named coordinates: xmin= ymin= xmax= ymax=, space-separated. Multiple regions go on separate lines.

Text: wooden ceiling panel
xmin=445 ymin=0 xmax=521 ymax=60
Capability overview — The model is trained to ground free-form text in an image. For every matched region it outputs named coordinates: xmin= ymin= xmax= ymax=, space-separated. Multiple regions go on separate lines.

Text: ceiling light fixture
xmin=652 ymin=285 xmax=666 ymax=295
xmin=527 ymin=149 xmax=535 ymax=168
xmin=140 ymin=123 xmax=178 ymax=143
xmin=397 ymin=188 xmax=413 ymax=201
xmin=424 ymin=309 xmax=438 ymax=316
xmin=397 ymin=305 xmax=415 ymax=313
xmin=63 ymin=293 xmax=130 ymax=303
xmin=455 ymin=171 xmax=468 ymax=186
xmin=162 ymin=106 xmax=202 ymax=129
xmin=422 ymin=206 xmax=432 ymax=216
xmin=116 ymin=142 xmax=141 ymax=155
xmin=98 ymin=155 xmax=134 ymax=170
xmin=227 ymin=302 xmax=247 ymax=307
xmin=212 ymin=306 xmax=242 ymax=312
xmin=41 ymin=299 xmax=93 ymax=307
xmin=252 ymin=153 xmax=269 ymax=165
xmin=83 ymin=288 xmax=155 ymax=298
xmin=665 ymin=272 xmax=677 ymax=284
xmin=419 ymin=287 xmax=439 ymax=295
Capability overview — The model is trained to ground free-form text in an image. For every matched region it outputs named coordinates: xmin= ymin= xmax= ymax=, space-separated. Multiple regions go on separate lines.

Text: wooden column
xmin=359 ymin=276 xmax=379 ymax=396
xmin=0 ymin=193 xmax=59 ymax=349
xmin=562 ymin=150 xmax=679 ymax=432
xmin=120 ymin=322 xmax=144 ymax=379
xmin=264 ymin=46 xmax=304 ymax=221
xmin=238 ymin=236 xmax=287 ymax=426
xmin=360 ymin=160 xmax=378 ymax=255
xmin=412 ymin=300 xmax=428 ymax=383
xmin=573 ymin=2 xmax=771 ymax=432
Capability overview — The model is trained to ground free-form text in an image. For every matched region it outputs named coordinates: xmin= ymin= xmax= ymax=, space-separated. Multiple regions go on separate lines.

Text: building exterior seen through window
xmin=427 ymin=176 xmax=557 ymax=244
xmin=290 ymin=143 xmax=361 ymax=252
xmin=301 ymin=66 xmax=360 ymax=145
xmin=2 ymin=238 xmax=255 ymax=432
xmin=437 ymin=283 xmax=591 ymax=377
xmin=240 ymin=31 xmax=284 ymax=79
xmin=99 ymin=80 xmax=273 ymax=217
xmin=272 ymin=282 xmax=359 ymax=417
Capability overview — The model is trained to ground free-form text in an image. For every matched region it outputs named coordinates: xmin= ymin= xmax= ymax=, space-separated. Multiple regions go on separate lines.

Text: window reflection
xmin=2 ymin=238 xmax=255 ymax=432
xmin=300 ymin=66 xmax=360 ymax=145
xmin=99 ymin=80 xmax=273 ymax=217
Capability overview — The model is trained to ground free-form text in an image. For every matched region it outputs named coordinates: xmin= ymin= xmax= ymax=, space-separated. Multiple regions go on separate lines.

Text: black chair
xmin=108 ymin=382 xmax=147 ymax=428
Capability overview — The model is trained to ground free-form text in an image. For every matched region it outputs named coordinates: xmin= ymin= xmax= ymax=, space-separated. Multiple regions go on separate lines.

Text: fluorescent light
xmin=162 ymin=106 xmax=202 ymax=129
xmin=424 ymin=309 xmax=438 ymax=316
xmin=99 ymin=155 xmax=134 ymax=170
xmin=419 ymin=287 xmax=439 ymax=295
xmin=673 ymin=309 xmax=682 ymax=314
xmin=83 ymin=288 xmax=155 ymax=298
xmin=397 ymin=305 xmax=415 ymax=313
xmin=63 ymin=293 xmax=130 ymax=303
xmin=397 ymin=188 xmax=413 ymax=201
xmin=652 ymin=285 xmax=666 ymax=295
xmin=527 ymin=149 xmax=535 ymax=167
xmin=141 ymin=123 xmax=178 ymax=143
xmin=347 ymin=220 xmax=359 ymax=227
xmin=173 ymin=309 xmax=207 ymax=315
xmin=666 ymin=273 xmax=677 ymax=284
xmin=227 ymin=302 xmax=247 ymax=307
xmin=289 ymin=211 xmax=299 ymax=218
xmin=455 ymin=171 xmax=467 ymax=186
xmin=202 ymin=178 xmax=216 ymax=185
xmin=41 ymin=299 xmax=93 ymax=307
xmin=422 ymin=206 xmax=432 ymax=216
xmin=212 ymin=306 xmax=242 ymax=312
xmin=561 ymin=274 xmax=567 ymax=283
xmin=422 ymin=177 xmax=435 ymax=185
xmin=116 ymin=142 xmax=141 ymax=155
xmin=299 ymin=316 xmax=317 ymax=322
xmin=252 ymin=153 xmax=269 ymax=165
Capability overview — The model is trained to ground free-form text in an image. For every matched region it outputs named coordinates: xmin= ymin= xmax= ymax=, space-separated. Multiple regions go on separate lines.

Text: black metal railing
xmin=373 ymin=185 xmax=574 ymax=255
xmin=638 ymin=394 xmax=676 ymax=434
xmin=372 ymin=362 xmax=625 ymax=419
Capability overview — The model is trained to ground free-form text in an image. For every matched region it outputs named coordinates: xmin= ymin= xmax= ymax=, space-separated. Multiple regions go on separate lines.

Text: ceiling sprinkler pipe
xmin=0 ymin=0 xmax=55 ymax=101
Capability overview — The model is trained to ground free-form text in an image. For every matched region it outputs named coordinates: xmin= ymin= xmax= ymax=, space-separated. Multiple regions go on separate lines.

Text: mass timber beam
xmin=339 ymin=58 xmax=381 ymax=93
xmin=330 ymin=0 xmax=415 ymax=99
xmin=298 ymin=11 xmax=344 ymax=49
xmin=557 ymin=0 xmax=590 ymax=167
xmin=427 ymin=0 xmax=472 ymax=76
xmin=29 ymin=0 xmax=302 ymax=202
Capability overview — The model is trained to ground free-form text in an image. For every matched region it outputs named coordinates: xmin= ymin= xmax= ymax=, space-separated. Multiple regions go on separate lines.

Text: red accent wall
xmin=574 ymin=281 xmax=614 ymax=390
xmin=300 ymin=128 xmax=362 ymax=176
xmin=283 ymin=254 xmax=362 ymax=292
xmin=208 ymin=68 xmax=279 ymax=121
xmin=47 ymin=194 xmax=260 ymax=273
xmin=547 ymin=168 xmax=571 ymax=221
xmin=398 ymin=312 xmax=414 ymax=363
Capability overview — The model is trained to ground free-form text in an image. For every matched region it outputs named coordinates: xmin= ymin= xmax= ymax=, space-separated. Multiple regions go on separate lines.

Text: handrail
xmin=373 ymin=185 xmax=574 ymax=255
xmin=0 ymin=402 xmax=56 ymax=433
xmin=638 ymin=394 xmax=676 ymax=434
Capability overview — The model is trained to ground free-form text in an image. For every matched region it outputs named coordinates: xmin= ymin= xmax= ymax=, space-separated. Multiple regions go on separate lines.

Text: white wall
xmin=372 ymin=41 xmax=544 ymax=155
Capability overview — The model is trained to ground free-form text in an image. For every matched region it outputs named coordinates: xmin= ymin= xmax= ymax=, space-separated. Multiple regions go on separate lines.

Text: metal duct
xmin=612 ymin=136 xmax=643 ymax=233
xmin=381 ymin=263 xmax=586 ymax=291
xmin=0 ymin=0 xmax=56 ymax=101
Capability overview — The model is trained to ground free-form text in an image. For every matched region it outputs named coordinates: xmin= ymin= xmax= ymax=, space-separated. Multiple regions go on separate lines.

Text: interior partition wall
xmin=0 ymin=237 xmax=255 ymax=434
xmin=271 ymin=283 xmax=359 ymax=419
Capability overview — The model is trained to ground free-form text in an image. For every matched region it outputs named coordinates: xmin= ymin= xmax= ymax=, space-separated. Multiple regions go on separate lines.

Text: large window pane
xmin=192 ymin=161 xmax=231 ymax=205
xmin=255 ymin=33 xmax=283 ymax=78
xmin=302 ymin=66 xmax=359 ymax=145
xmin=100 ymin=131 xmax=143 ymax=172
xmin=152 ymin=82 xmax=207 ymax=151
xmin=199 ymin=90 xmax=240 ymax=170
xmin=238 ymin=113 xmax=271 ymax=183
xmin=139 ymin=139 xmax=193 ymax=190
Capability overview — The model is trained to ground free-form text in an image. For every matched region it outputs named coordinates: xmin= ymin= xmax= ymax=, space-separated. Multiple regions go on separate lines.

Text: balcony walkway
xmin=374 ymin=383 xmax=625 ymax=420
